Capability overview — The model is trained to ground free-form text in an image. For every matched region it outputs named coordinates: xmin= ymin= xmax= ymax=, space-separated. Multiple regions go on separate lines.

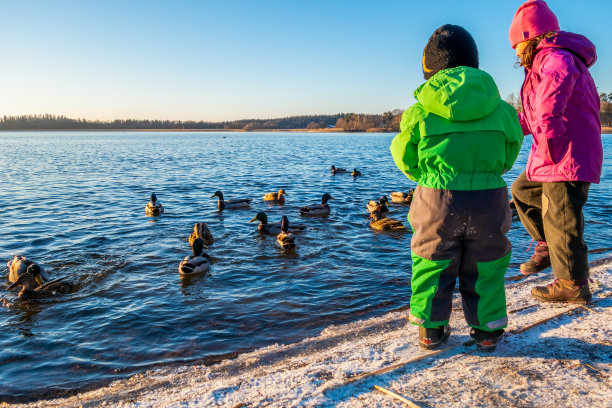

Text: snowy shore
xmin=8 ymin=257 xmax=611 ymax=408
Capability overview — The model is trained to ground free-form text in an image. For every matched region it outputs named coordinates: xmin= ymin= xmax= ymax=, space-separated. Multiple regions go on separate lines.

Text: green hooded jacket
xmin=390 ymin=66 xmax=523 ymax=190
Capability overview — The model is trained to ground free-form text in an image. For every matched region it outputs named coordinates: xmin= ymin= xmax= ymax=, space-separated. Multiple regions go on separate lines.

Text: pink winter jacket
xmin=519 ymin=31 xmax=602 ymax=183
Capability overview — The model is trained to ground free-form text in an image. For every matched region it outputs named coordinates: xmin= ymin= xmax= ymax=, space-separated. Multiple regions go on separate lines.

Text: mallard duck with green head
xmin=299 ymin=193 xmax=335 ymax=217
xmin=178 ymin=238 xmax=212 ymax=276
xmin=351 ymin=168 xmax=362 ymax=177
xmin=145 ymin=193 xmax=164 ymax=216
xmin=7 ymin=268 xmax=74 ymax=300
xmin=7 ymin=255 xmax=48 ymax=285
xmin=390 ymin=189 xmax=415 ymax=204
xmin=367 ymin=196 xmax=390 ymax=214
xmin=250 ymin=212 xmax=306 ymax=235
xmin=331 ymin=165 xmax=347 ymax=175
xmin=368 ymin=208 xmax=406 ymax=231
xmin=277 ymin=216 xmax=297 ymax=249
xmin=188 ymin=223 xmax=214 ymax=247
xmin=263 ymin=189 xmax=287 ymax=205
xmin=211 ymin=190 xmax=252 ymax=210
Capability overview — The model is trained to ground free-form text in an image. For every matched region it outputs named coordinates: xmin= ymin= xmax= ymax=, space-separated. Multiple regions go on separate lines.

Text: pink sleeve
xmin=532 ymin=50 xmax=579 ymax=139
xmin=517 ymin=112 xmax=531 ymax=135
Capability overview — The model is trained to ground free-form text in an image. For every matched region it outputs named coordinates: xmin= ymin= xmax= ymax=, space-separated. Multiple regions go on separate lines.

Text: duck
xmin=188 ymin=222 xmax=215 ymax=247
xmin=211 ymin=190 xmax=252 ymax=210
xmin=7 ymin=271 xmax=74 ymax=300
xmin=250 ymin=212 xmax=306 ymax=235
xmin=351 ymin=168 xmax=362 ymax=177
xmin=390 ymin=189 xmax=415 ymax=204
xmin=178 ymin=238 xmax=212 ymax=276
xmin=145 ymin=193 xmax=164 ymax=216
xmin=368 ymin=208 xmax=407 ymax=231
xmin=331 ymin=165 xmax=348 ymax=175
xmin=367 ymin=196 xmax=390 ymax=214
xmin=276 ymin=216 xmax=297 ymax=249
xmin=263 ymin=189 xmax=287 ymax=205
xmin=299 ymin=193 xmax=335 ymax=217
xmin=7 ymin=255 xmax=48 ymax=285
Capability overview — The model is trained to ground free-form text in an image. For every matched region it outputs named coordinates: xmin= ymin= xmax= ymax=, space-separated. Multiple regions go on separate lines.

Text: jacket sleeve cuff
xmin=518 ymin=112 xmax=530 ymax=135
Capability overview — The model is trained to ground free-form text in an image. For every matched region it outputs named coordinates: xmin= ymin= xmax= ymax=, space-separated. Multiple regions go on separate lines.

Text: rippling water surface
xmin=1 ymin=131 xmax=610 ymax=400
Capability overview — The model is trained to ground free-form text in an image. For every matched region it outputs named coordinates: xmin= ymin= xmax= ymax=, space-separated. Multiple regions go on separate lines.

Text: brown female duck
xmin=368 ymin=208 xmax=406 ymax=231
xmin=263 ymin=189 xmax=287 ymax=205
xmin=188 ymin=223 xmax=215 ymax=247
xmin=390 ymin=189 xmax=415 ymax=204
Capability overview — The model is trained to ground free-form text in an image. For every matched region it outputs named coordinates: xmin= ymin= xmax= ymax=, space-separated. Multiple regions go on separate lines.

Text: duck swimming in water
xmin=276 ymin=216 xmax=297 ymax=249
xmin=299 ymin=193 xmax=335 ymax=217
xmin=188 ymin=223 xmax=215 ymax=247
xmin=331 ymin=165 xmax=347 ymax=175
xmin=368 ymin=208 xmax=407 ymax=231
xmin=178 ymin=238 xmax=212 ymax=276
xmin=7 ymin=255 xmax=47 ymax=285
xmin=250 ymin=212 xmax=306 ymax=235
xmin=211 ymin=191 xmax=252 ymax=211
xmin=145 ymin=193 xmax=164 ymax=216
xmin=7 ymin=269 xmax=74 ymax=300
xmin=351 ymin=168 xmax=362 ymax=177
xmin=263 ymin=189 xmax=287 ymax=205
xmin=390 ymin=189 xmax=415 ymax=204
xmin=367 ymin=196 xmax=390 ymax=214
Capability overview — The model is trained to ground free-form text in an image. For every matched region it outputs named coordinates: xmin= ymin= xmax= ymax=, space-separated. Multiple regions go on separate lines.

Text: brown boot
xmin=520 ymin=241 xmax=551 ymax=275
xmin=531 ymin=279 xmax=592 ymax=304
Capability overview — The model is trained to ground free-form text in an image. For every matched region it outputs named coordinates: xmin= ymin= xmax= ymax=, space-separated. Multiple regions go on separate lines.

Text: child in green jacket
xmin=390 ymin=24 xmax=523 ymax=351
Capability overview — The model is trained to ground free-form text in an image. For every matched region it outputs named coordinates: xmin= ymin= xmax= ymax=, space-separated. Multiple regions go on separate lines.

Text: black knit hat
xmin=422 ymin=24 xmax=479 ymax=80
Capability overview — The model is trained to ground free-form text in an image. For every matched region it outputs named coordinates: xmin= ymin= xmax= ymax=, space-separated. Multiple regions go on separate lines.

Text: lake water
xmin=1 ymin=131 xmax=610 ymax=401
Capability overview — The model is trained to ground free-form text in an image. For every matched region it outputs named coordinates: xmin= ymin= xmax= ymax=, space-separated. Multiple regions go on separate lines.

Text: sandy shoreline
xmin=6 ymin=256 xmax=610 ymax=408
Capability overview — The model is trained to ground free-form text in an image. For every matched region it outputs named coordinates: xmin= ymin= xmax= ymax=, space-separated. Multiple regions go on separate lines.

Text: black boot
xmin=418 ymin=325 xmax=450 ymax=350
xmin=470 ymin=328 xmax=504 ymax=351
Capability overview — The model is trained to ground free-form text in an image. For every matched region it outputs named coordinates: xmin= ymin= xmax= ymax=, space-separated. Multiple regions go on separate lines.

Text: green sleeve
xmin=502 ymin=104 xmax=524 ymax=172
xmin=390 ymin=108 xmax=421 ymax=182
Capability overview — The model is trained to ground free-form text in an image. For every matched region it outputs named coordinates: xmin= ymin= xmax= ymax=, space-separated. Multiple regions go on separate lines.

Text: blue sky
xmin=0 ymin=0 xmax=609 ymax=121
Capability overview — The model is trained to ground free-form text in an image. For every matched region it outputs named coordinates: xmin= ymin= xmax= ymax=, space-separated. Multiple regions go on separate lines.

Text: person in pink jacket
xmin=509 ymin=0 xmax=602 ymax=304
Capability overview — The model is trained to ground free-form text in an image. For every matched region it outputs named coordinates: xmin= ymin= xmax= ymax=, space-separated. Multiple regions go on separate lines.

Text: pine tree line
xmin=5 ymin=92 xmax=607 ymax=131
xmin=0 ymin=112 xmax=403 ymax=131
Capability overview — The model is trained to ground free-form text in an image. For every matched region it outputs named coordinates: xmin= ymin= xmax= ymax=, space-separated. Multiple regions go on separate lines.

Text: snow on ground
xmin=7 ymin=258 xmax=611 ymax=408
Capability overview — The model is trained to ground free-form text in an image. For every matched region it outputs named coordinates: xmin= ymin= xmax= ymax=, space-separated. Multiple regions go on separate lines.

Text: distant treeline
xmin=0 ymin=111 xmax=403 ymax=132
xmin=599 ymin=92 xmax=612 ymax=127
xmin=4 ymin=92 xmax=609 ymax=132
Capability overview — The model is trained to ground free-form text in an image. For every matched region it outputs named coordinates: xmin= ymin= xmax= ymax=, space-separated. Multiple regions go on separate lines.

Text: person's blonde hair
xmin=517 ymin=32 xmax=557 ymax=69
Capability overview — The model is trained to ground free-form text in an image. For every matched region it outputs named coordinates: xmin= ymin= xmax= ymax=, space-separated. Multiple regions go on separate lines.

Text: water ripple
xmin=0 ymin=131 xmax=610 ymax=400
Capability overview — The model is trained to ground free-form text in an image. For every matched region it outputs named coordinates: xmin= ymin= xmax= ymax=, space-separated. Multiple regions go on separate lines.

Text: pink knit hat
xmin=509 ymin=0 xmax=559 ymax=48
